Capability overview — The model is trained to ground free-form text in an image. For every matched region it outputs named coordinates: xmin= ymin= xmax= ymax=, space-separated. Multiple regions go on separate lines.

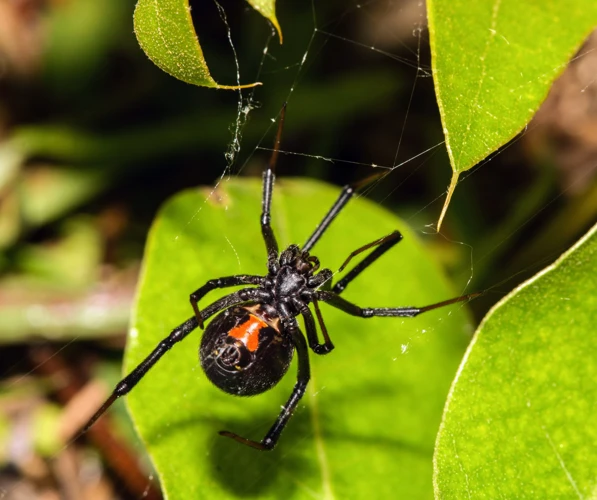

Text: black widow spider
xmin=83 ymin=107 xmax=479 ymax=451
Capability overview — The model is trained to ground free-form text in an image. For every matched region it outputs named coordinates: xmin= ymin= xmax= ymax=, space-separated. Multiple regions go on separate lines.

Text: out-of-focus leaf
xmin=0 ymin=144 xmax=24 ymax=249
xmin=0 ymin=390 xmax=62 ymax=463
xmin=0 ymin=142 xmax=21 ymax=192
xmin=16 ymin=217 xmax=101 ymax=287
xmin=44 ymin=0 xmax=129 ymax=92
xmin=127 ymin=177 xmax=474 ymax=498
xmin=133 ymin=0 xmax=260 ymax=89
xmin=427 ymin=0 xmax=597 ymax=226
xmin=0 ymin=265 xmax=137 ymax=343
xmin=20 ymin=166 xmax=108 ymax=228
xmin=434 ymin=222 xmax=597 ymax=498
xmin=33 ymin=404 xmax=62 ymax=457
xmin=0 ymin=192 xmax=20 ymax=251
xmin=0 ymin=412 xmax=9 ymax=465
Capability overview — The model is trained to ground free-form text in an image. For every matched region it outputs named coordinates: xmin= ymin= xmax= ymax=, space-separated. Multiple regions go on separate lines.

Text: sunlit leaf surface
xmin=434 ymin=222 xmax=597 ymax=498
xmin=428 ymin=0 xmax=597 ymax=225
xmin=127 ymin=178 xmax=473 ymax=498
xmin=133 ymin=0 xmax=260 ymax=88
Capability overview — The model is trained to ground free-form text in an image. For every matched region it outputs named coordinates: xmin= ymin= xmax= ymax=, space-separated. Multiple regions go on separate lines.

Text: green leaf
xmin=434 ymin=222 xmax=597 ymax=498
xmin=428 ymin=0 xmax=597 ymax=227
xmin=127 ymin=177 xmax=474 ymax=498
xmin=246 ymin=0 xmax=282 ymax=42
xmin=133 ymin=0 xmax=261 ymax=89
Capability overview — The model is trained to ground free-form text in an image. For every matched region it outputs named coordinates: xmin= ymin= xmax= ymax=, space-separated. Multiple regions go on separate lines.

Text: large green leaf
xmin=434 ymin=222 xmax=597 ymax=498
xmin=428 ymin=0 xmax=597 ymax=226
xmin=133 ymin=0 xmax=268 ymax=88
xmin=126 ymin=177 xmax=474 ymax=498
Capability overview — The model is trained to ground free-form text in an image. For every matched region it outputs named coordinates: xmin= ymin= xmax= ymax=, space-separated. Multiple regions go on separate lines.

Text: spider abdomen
xmin=199 ymin=305 xmax=293 ymax=396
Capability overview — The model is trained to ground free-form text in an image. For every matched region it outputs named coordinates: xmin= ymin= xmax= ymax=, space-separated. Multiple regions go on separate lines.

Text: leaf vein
xmin=455 ymin=0 xmax=503 ymax=169
xmin=544 ymin=427 xmax=583 ymax=500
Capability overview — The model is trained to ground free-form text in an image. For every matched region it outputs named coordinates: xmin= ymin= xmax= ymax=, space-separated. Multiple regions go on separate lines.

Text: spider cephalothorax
xmin=269 ymin=246 xmax=330 ymax=307
xmin=83 ymin=107 xmax=478 ymax=451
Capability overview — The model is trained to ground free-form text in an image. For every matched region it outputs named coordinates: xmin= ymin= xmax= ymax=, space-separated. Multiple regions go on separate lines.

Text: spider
xmin=83 ymin=107 xmax=478 ymax=451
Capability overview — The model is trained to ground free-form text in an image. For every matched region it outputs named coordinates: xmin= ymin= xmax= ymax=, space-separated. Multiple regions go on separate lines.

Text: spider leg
xmin=219 ymin=317 xmax=310 ymax=450
xmin=261 ymin=106 xmax=286 ymax=272
xmin=333 ymin=230 xmax=403 ymax=294
xmin=303 ymin=172 xmax=386 ymax=252
xmin=81 ymin=288 xmax=265 ymax=434
xmin=295 ymin=298 xmax=334 ymax=354
xmin=190 ymin=275 xmax=265 ymax=328
xmin=311 ymin=298 xmax=332 ymax=348
xmin=261 ymin=167 xmax=279 ymax=272
xmin=316 ymin=290 xmax=481 ymax=318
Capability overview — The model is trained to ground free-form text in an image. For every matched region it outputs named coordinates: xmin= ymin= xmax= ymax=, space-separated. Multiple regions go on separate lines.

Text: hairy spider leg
xmin=316 ymin=290 xmax=482 ymax=319
xmin=333 ymin=230 xmax=403 ymax=294
xmin=219 ymin=317 xmax=310 ymax=450
xmin=81 ymin=288 xmax=267 ymax=434
xmin=327 ymin=229 xmax=481 ymax=306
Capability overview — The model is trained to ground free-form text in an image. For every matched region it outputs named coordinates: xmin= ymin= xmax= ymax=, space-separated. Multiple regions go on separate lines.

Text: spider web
xmin=155 ymin=2 xmax=597 ymax=497
xmin=193 ymin=0 xmax=476 ymax=300
xmin=204 ymin=0 xmax=597 ymax=298
xmin=182 ymin=0 xmax=482 ymax=352
xmin=125 ymin=1 xmax=597 ymax=496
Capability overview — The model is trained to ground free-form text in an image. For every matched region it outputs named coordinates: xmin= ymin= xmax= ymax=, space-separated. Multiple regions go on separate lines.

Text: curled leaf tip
xmin=437 ymin=171 xmax=459 ymax=231
xmin=272 ymin=19 xmax=283 ymax=44
xmin=246 ymin=0 xmax=282 ymax=43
